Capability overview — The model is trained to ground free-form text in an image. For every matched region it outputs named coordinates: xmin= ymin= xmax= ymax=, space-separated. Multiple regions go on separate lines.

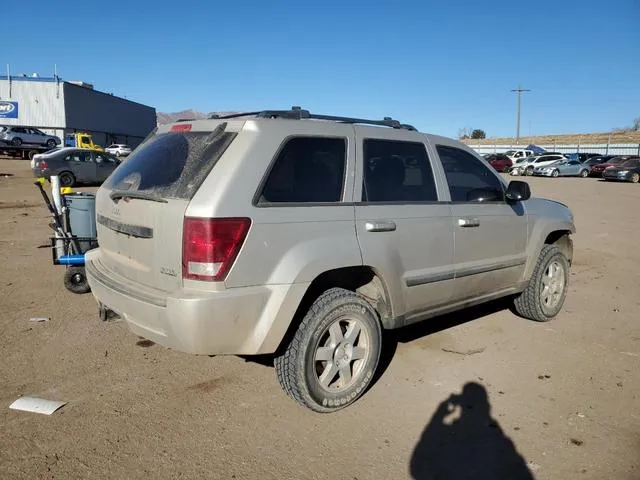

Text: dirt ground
xmin=0 ymin=158 xmax=638 ymax=480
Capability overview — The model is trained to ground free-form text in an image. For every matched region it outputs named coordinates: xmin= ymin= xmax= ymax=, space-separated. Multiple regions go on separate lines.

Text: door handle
xmin=458 ymin=217 xmax=480 ymax=228
xmin=365 ymin=221 xmax=397 ymax=232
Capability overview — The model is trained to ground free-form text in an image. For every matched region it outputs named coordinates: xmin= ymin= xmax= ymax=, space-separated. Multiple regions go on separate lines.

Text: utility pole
xmin=511 ymin=86 xmax=530 ymax=144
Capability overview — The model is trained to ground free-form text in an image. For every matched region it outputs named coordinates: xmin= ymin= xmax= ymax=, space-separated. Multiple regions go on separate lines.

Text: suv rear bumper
xmin=85 ymin=249 xmax=307 ymax=355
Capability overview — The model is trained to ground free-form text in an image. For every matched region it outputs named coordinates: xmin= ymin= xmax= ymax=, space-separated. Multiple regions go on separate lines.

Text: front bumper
xmin=85 ymin=249 xmax=308 ymax=355
xmin=532 ymin=170 xmax=554 ymax=177
xmin=602 ymin=171 xmax=630 ymax=181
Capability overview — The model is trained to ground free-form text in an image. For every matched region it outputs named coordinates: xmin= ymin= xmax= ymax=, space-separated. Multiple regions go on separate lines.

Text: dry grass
xmin=463 ymin=131 xmax=640 ymax=145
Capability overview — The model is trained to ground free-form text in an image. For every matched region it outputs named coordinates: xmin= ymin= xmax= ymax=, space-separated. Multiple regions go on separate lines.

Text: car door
xmin=354 ymin=128 xmax=454 ymax=325
xmin=95 ymin=152 xmax=119 ymax=182
xmin=434 ymin=143 xmax=528 ymax=302
xmin=32 ymin=128 xmax=47 ymax=144
xmin=65 ymin=150 xmax=96 ymax=183
xmin=565 ymin=160 xmax=580 ymax=175
xmin=24 ymin=128 xmax=37 ymax=144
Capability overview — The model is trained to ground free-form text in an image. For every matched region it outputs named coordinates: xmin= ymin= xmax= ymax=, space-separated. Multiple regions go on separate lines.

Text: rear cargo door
xmin=94 ymin=122 xmax=238 ymax=293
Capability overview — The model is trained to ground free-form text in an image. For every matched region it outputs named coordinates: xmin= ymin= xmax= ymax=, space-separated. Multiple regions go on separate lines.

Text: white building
xmin=0 ymin=75 xmax=156 ymax=148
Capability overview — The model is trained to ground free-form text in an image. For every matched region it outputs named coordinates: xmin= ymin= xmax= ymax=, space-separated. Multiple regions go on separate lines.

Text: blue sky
xmin=3 ymin=0 xmax=639 ymax=137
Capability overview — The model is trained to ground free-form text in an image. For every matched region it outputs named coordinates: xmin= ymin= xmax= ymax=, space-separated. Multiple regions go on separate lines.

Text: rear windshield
xmin=104 ymin=124 xmax=236 ymax=200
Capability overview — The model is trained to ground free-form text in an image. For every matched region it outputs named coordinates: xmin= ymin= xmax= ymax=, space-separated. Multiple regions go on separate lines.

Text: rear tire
xmin=64 ymin=266 xmax=90 ymax=294
xmin=513 ymin=245 xmax=570 ymax=322
xmin=58 ymin=171 xmax=75 ymax=187
xmin=580 ymin=169 xmax=589 ymax=178
xmin=11 ymin=137 xmax=22 ymax=146
xmin=274 ymin=288 xmax=382 ymax=413
xmin=525 ymin=166 xmax=534 ymax=176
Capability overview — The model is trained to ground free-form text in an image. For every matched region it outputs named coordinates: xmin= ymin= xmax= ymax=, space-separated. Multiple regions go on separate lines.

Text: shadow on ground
xmin=410 ymin=382 xmax=534 ymax=480
xmin=374 ymin=298 xmax=514 ymax=383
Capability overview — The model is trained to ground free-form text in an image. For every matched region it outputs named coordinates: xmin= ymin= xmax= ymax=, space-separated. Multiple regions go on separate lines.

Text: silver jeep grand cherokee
xmin=86 ymin=108 xmax=575 ymax=412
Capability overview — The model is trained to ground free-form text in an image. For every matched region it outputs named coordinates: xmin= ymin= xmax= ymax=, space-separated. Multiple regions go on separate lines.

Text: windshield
xmin=610 ymin=157 xmax=628 ymax=164
xmin=620 ymin=159 xmax=640 ymax=168
xmin=104 ymin=124 xmax=237 ymax=200
xmin=504 ymin=150 xmax=516 ymax=155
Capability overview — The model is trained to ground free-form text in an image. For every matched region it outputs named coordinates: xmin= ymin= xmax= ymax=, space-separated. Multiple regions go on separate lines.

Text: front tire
xmin=551 ymin=169 xmax=559 ymax=177
xmin=630 ymin=172 xmax=640 ymax=184
xmin=525 ymin=166 xmax=534 ymax=176
xmin=46 ymin=139 xmax=57 ymax=148
xmin=513 ymin=245 xmax=570 ymax=322
xmin=274 ymin=288 xmax=382 ymax=413
xmin=11 ymin=137 xmax=22 ymax=146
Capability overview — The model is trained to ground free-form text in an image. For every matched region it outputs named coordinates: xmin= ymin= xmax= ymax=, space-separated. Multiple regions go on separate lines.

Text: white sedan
xmin=105 ymin=144 xmax=132 ymax=157
xmin=514 ymin=154 xmax=567 ymax=176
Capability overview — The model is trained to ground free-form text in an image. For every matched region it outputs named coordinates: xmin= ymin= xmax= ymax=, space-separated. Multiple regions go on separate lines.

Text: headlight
xmin=618 ymin=170 xmax=629 ymax=175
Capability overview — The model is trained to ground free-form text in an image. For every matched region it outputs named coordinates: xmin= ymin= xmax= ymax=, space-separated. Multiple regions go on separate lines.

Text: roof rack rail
xmin=209 ymin=106 xmax=417 ymax=131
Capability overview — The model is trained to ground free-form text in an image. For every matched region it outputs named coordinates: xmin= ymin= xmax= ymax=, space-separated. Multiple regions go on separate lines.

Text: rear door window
xmin=65 ymin=151 xmax=93 ymax=163
xmin=104 ymin=124 xmax=237 ymax=200
xmin=362 ymin=139 xmax=437 ymax=202
xmin=257 ymin=137 xmax=346 ymax=204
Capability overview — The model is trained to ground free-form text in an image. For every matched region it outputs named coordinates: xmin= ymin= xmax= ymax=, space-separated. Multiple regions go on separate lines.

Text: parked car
xmin=590 ymin=156 xmax=637 ymax=177
xmin=565 ymin=153 xmax=601 ymax=163
xmin=533 ymin=159 xmax=590 ymax=177
xmin=485 ymin=153 xmax=513 ymax=172
xmin=31 ymin=148 xmax=121 ymax=186
xmin=518 ymin=154 xmax=567 ymax=176
xmin=584 ymin=155 xmax=616 ymax=167
xmin=0 ymin=126 xmax=61 ymax=148
xmin=602 ymin=158 xmax=640 ymax=183
xmin=85 ymin=108 xmax=575 ymax=412
xmin=105 ymin=144 xmax=132 ymax=157
xmin=504 ymin=149 xmax=534 ymax=161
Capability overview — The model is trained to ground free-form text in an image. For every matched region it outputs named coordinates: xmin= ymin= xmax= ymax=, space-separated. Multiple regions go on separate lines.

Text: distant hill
xmin=157 ymin=110 xmax=239 ymax=124
xmin=462 ymin=130 xmax=640 ymax=145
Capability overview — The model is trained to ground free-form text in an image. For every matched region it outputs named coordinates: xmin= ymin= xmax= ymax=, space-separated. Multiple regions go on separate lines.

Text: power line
xmin=511 ymin=86 xmax=531 ymax=143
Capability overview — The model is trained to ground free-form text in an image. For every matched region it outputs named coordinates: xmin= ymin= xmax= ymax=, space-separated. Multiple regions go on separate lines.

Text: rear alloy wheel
xmin=58 ymin=171 xmax=75 ymax=187
xmin=580 ymin=169 xmax=589 ymax=178
xmin=11 ymin=137 xmax=22 ymax=146
xmin=551 ymin=169 xmax=559 ymax=177
xmin=513 ymin=244 xmax=570 ymax=322
xmin=525 ymin=166 xmax=534 ymax=176
xmin=275 ymin=288 xmax=382 ymax=413
xmin=630 ymin=172 xmax=640 ymax=184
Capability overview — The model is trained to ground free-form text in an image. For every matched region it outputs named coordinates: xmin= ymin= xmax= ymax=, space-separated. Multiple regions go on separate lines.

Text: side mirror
xmin=505 ymin=180 xmax=531 ymax=202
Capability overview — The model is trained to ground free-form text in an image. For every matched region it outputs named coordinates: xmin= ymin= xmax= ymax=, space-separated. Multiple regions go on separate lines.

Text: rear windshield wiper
xmin=110 ymin=190 xmax=168 ymax=203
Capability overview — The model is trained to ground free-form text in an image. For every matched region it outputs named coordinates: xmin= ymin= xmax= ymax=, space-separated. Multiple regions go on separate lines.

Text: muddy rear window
xmin=104 ymin=124 xmax=236 ymax=200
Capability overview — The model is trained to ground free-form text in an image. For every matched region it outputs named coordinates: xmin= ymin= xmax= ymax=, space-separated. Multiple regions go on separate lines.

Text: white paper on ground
xmin=29 ymin=317 xmax=50 ymax=322
xmin=9 ymin=396 xmax=67 ymax=415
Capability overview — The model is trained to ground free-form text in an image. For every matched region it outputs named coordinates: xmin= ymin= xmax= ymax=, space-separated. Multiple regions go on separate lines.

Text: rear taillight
xmin=39 ymin=160 xmax=48 ymax=170
xmin=171 ymin=123 xmax=192 ymax=132
xmin=182 ymin=217 xmax=251 ymax=281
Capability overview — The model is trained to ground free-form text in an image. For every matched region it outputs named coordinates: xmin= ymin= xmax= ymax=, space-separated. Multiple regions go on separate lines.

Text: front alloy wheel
xmin=513 ymin=244 xmax=570 ymax=322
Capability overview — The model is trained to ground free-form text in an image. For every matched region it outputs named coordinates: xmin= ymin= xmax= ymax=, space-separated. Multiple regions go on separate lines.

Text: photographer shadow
xmin=410 ymin=382 xmax=534 ymax=480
